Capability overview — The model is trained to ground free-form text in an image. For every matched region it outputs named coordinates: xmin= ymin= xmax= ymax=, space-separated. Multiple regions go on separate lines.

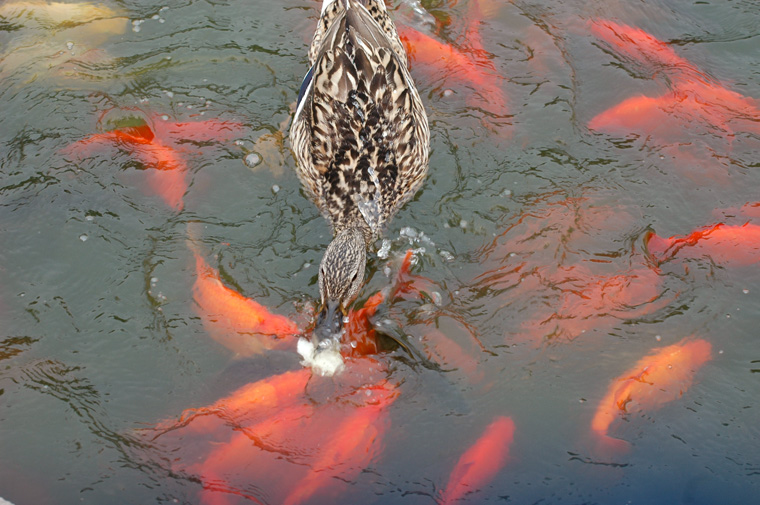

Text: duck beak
xmin=313 ymin=299 xmax=344 ymax=347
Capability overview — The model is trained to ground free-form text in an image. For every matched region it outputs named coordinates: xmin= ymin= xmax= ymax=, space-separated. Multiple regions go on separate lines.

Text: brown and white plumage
xmin=290 ymin=0 xmax=429 ymax=346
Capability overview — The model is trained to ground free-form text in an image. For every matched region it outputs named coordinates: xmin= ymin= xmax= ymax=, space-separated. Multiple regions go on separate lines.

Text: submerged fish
xmin=345 ymin=250 xmax=482 ymax=375
xmin=281 ymin=377 xmax=397 ymax=505
xmin=588 ymin=20 xmax=691 ymax=72
xmin=646 ymin=222 xmax=760 ymax=267
xmin=591 ymin=338 xmax=712 ymax=451
xmin=468 ymin=196 xmax=664 ymax=346
xmin=192 ymin=252 xmax=299 ymax=357
xmin=0 ymin=1 xmax=122 ymax=30
xmin=440 ymin=416 xmax=515 ymax=505
xmin=588 ymin=20 xmax=760 ymax=144
xmin=397 ymin=24 xmax=508 ymax=119
xmin=63 ymin=123 xmax=190 ymax=210
xmin=344 ymin=249 xmax=415 ymax=357
xmin=521 ymin=265 xmax=669 ymax=345
xmin=148 ymin=358 xmax=397 ymax=505
xmin=62 ymin=115 xmax=244 ymax=210
xmin=153 ymin=368 xmax=312 ymax=436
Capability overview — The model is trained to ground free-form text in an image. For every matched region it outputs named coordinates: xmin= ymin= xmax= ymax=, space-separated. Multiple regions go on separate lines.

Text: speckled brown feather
xmin=291 ymin=0 xmax=429 ymax=246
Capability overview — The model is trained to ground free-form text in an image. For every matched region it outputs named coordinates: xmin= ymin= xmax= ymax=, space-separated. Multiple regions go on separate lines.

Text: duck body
xmin=290 ymin=0 xmax=429 ymax=346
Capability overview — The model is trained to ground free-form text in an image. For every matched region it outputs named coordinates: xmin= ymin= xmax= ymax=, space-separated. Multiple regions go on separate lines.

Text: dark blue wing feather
xmin=296 ymin=65 xmax=315 ymax=110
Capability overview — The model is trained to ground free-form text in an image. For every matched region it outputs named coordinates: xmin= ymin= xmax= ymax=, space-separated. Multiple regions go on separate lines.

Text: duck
xmin=290 ymin=0 xmax=429 ymax=349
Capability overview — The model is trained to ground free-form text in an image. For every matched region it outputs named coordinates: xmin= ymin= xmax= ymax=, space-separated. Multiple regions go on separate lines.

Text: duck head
xmin=313 ymin=226 xmax=367 ymax=347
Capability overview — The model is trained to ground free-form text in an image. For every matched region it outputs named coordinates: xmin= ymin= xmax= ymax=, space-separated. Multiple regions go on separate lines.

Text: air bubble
xmin=439 ymin=250 xmax=454 ymax=262
xmin=377 ymin=239 xmax=391 ymax=259
xmin=244 ymin=153 xmax=261 ymax=168
xmin=430 ymin=291 xmax=442 ymax=306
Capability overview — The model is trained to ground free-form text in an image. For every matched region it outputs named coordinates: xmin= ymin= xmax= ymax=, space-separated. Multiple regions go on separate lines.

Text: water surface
xmin=1 ymin=0 xmax=759 ymax=504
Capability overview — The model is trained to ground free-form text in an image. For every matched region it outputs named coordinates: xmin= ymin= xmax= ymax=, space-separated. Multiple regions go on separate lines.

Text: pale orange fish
xmin=154 ymin=368 xmax=312 ymax=436
xmin=0 ymin=1 xmax=123 ymax=29
xmin=409 ymin=316 xmax=483 ymax=380
xmin=468 ymin=0 xmax=503 ymax=21
xmin=647 ymin=222 xmax=760 ymax=267
xmin=345 ymin=289 xmax=385 ymax=357
xmin=149 ymin=358 xmax=396 ymax=505
xmin=440 ymin=416 xmax=515 ymax=505
xmin=521 ymin=264 xmax=669 ymax=345
xmin=591 ymin=338 xmax=712 ymax=450
xmin=282 ymin=379 xmax=398 ymax=505
xmin=344 ymin=250 xmax=416 ymax=357
xmin=62 ymin=116 xmax=244 ymax=211
xmin=346 ymin=251 xmax=481 ymax=374
xmin=588 ymin=20 xmax=760 ymax=143
xmin=193 ymin=252 xmax=299 ymax=356
xmin=465 ymin=196 xmax=658 ymax=346
xmin=589 ymin=20 xmax=692 ymax=73
xmin=740 ymin=201 xmax=760 ymax=219
xmin=397 ymin=24 xmax=508 ymax=118
xmin=63 ymin=123 xmax=189 ymax=210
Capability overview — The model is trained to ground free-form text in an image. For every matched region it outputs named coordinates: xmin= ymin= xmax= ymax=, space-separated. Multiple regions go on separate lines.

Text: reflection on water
xmin=1 ymin=0 xmax=759 ymax=504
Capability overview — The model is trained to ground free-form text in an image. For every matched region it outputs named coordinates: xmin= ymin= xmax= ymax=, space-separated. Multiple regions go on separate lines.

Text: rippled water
xmin=1 ymin=1 xmax=759 ymax=504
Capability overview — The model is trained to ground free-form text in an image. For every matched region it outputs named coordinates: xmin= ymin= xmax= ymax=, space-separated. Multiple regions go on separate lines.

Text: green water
xmin=1 ymin=0 xmax=759 ymax=504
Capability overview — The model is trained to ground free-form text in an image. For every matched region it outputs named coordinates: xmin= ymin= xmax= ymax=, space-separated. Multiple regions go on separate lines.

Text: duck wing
xmin=291 ymin=0 xmax=429 ymax=239
xmin=308 ymin=0 xmax=407 ymax=66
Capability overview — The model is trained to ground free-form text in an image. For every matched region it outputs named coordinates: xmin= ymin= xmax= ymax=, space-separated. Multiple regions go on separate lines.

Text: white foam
xmin=297 ymin=337 xmax=345 ymax=377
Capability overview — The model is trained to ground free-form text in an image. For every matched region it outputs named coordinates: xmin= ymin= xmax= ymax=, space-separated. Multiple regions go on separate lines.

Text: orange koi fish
xmin=345 ymin=290 xmax=385 ymax=356
xmin=440 ymin=416 xmax=515 ymax=505
xmin=588 ymin=93 xmax=682 ymax=140
xmin=149 ymin=358 xmax=396 ymax=505
xmin=408 ymin=316 xmax=483 ymax=380
xmin=344 ymin=250 xmax=415 ymax=357
xmin=468 ymin=0 xmax=503 ymax=21
xmin=646 ymin=222 xmax=760 ymax=267
xmin=589 ymin=20 xmax=692 ymax=72
xmin=521 ymin=265 xmax=669 ymax=345
xmin=282 ymin=379 xmax=398 ymax=505
xmin=62 ymin=116 xmax=244 ymax=211
xmin=344 ymin=250 xmax=480 ymax=374
xmin=154 ymin=368 xmax=312 ymax=436
xmin=193 ymin=252 xmax=299 ymax=356
xmin=397 ymin=25 xmax=508 ymax=117
xmin=740 ymin=201 xmax=760 ymax=219
xmin=591 ymin=338 xmax=712 ymax=449
xmin=64 ymin=123 xmax=189 ymax=210
xmin=588 ymin=20 xmax=760 ymax=142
